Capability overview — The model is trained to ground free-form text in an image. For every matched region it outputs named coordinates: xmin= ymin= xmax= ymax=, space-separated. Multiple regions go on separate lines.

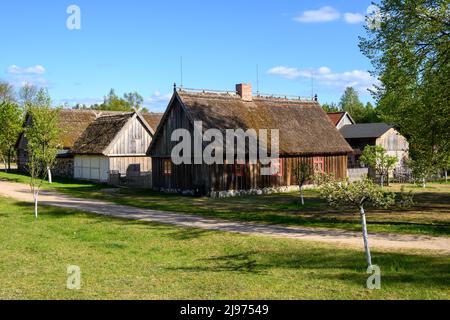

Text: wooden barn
xmin=16 ymin=110 xmax=163 ymax=184
xmin=340 ymin=123 xmax=409 ymax=169
xmin=149 ymin=84 xmax=353 ymax=196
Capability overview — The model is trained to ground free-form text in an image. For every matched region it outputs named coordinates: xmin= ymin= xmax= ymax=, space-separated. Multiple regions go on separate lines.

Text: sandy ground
xmin=0 ymin=180 xmax=449 ymax=254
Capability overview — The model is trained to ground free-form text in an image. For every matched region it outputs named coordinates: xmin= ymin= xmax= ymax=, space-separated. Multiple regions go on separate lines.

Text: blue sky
xmin=0 ymin=0 xmax=378 ymax=111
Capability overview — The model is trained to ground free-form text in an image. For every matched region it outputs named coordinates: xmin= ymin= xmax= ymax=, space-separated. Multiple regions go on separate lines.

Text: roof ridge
xmin=61 ymin=108 xmax=135 ymax=114
xmin=94 ymin=113 xmax=134 ymax=121
xmin=178 ymin=90 xmax=317 ymax=104
xmin=142 ymin=111 xmax=164 ymax=115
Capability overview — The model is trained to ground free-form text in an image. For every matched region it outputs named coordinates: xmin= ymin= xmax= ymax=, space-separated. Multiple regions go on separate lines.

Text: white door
xmin=74 ymin=156 xmax=109 ymax=182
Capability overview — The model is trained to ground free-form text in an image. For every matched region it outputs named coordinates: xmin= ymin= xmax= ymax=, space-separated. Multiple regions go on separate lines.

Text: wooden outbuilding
xmin=16 ymin=110 xmax=163 ymax=184
xmin=149 ymin=84 xmax=353 ymax=196
xmin=340 ymin=123 xmax=409 ymax=169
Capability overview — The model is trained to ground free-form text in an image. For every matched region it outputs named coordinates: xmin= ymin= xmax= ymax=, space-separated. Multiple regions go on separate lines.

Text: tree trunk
xmin=47 ymin=167 xmax=52 ymax=184
xmin=380 ymin=174 xmax=384 ymax=188
xmin=300 ymin=186 xmax=305 ymax=206
xmin=34 ymin=191 xmax=39 ymax=219
xmin=422 ymin=178 xmax=426 ymax=188
xmin=360 ymin=206 xmax=372 ymax=267
xmin=445 ymin=170 xmax=448 ymax=183
xmin=7 ymin=151 xmax=11 ymax=171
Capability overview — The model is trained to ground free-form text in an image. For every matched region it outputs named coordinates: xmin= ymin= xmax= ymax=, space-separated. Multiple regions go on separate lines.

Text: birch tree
xmin=408 ymin=157 xmax=436 ymax=188
xmin=19 ymin=83 xmax=38 ymax=107
xmin=0 ymin=81 xmax=15 ymax=103
xmin=294 ymin=162 xmax=313 ymax=206
xmin=318 ymin=178 xmax=395 ymax=267
xmin=24 ymin=90 xmax=60 ymax=218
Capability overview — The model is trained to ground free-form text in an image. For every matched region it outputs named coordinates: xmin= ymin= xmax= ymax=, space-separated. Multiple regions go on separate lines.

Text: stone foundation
xmin=156 ymin=185 xmax=316 ymax=198
xmin=52 ymin=157 xmax=74 ymax=179
xmin=210 ymin=185 xmax=303 ymax=199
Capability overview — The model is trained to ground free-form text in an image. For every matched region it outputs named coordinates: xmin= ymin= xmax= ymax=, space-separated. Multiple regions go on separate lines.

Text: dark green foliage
xmin=78 ymin=89 xmax=149 ymax=112
xmin=322 ymin=88 xmax=382 ymax=123
xmin=359 ymin=0 xmax=450 ymax=174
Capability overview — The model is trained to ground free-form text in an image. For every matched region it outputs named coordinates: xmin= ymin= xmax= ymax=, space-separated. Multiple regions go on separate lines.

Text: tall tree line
xmin=73 ymin=89 xmax=148 ymax=112
xmin=0 ymin=81 xmax=59 ymax=171
xmin=0 ymin=82 xmax=32 ymax=170
xmin=359 ymin=0 xmax=449 ymax=179
xmin=322 ymin=87 xmax=381 ymax=123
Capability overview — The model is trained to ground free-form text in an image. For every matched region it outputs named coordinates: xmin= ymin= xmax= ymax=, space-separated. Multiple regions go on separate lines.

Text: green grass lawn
xmin=1 ymin=170 xmax=449 ymax=237
xmin=0 ymin=196 xmax=449 ymax=300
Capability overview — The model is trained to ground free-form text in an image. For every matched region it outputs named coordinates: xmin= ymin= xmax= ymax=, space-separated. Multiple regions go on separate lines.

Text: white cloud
xmin=318 ymin=67 xmax=331 ymax=74
xmin=344 ymin=12 xmax=365 ymax=24
xmin=293 ymin=7 xmax=367 ymax=24
xmin=294 ymin=6 xmax=340 ymax=23
xmin=144 ymin=91 xmax=172 ymax=112
xmin=8 ymin=77 xmax=49 ymax=89
xmin=268 ymin=66 xmax=379 ymax=94
xmin=267 ymin=66 xmax=304 ymax=80
xmin=5 ymin=64 xmax=48 ymax=89
xmin=6 ymin=64 xmax=46 ymax=75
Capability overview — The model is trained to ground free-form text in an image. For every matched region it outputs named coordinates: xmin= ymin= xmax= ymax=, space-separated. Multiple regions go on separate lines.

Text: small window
xmin=234 ymin=163 xmax=245 ymax=177
xmin=271 ymin=158 xmax=283 ymax=177
xmin=163 ymin=159 xmax=172 ymax=176
xmin=313 ymin=157 xmax=325 ymax=173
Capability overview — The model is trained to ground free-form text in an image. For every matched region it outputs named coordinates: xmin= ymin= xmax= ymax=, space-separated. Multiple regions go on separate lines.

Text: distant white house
xmin=327 ymin=112 xmax=355 ymax=130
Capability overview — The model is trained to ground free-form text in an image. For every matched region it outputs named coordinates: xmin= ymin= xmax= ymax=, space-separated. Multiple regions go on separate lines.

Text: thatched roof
xmin=58 ymin=110 xmax=98 ymax=149
xmin=57 ymin=110 xmax=129 ymax=149
xmin=142 ymin=113 xmax=163 ymax=133
xmin=56 ymin=110 xmax=162 ymax=155
xmin=17 ymin=109 xmax=161 ymax=156
xmin=169 ymin=91 xmax=352 ymax=156
xmin=71 ymin=113 xmax=134 ymax=155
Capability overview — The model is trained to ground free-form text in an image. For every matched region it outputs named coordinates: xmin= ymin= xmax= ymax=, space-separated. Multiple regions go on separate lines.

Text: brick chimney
xmin=236 ymin=83 xmax=252 ymax=102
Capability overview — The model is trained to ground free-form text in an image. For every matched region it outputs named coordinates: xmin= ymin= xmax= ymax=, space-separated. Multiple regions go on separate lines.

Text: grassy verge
xmin=1 ymin=170 xmax=449 ymax=237
xmin=0 ymin=196 xmax=448 ymax=300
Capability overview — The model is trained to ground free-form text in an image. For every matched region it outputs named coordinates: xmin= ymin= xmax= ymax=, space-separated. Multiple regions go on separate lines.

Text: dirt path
xmin=0 ymin=180 xmax=449 ymax=254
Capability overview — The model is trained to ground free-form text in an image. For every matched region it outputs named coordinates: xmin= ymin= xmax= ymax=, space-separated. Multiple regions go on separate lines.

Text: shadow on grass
xmin=4 ymin=197 xmax=449 ymax=289
xmin=167 ymin=228 xmax=213 ymax=240
xmin=0 ymin=170 xmax=108 ymax=192
xmin=168 ymin=248 xmax=450 ymax=287
xmin=11 ymin=199 xmax=212 ymax=241
xmin=14 ymin=201 xmax=76 ymax=218
xmin=3 ymin=172 xmax=449 ymax=237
